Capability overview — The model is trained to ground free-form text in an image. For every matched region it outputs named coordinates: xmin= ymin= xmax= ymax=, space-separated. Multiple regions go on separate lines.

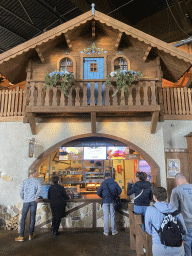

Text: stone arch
xmin=30 ymin=133 xmax=160 ymax=186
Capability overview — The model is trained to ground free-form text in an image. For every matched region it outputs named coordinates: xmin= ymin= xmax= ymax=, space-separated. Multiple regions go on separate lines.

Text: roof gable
xmin=0 ymin=10 xmax=192 ymax=83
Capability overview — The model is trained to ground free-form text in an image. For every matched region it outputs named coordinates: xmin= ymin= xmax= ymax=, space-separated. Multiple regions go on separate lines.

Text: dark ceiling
xmin=0 ymin=0 xmax=192 ymax=55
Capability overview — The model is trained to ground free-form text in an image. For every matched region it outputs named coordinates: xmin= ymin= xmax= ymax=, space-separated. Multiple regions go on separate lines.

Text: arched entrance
xmin=30 ymin=133 xmax=160 ymax=186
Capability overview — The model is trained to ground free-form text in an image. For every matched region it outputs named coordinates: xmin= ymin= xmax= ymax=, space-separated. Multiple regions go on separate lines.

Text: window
xmin=60 ymin=58 xmax=73 ymax=72
xmin=90 ymin=63 xmax=97 ymax=72
xmin=114 ymin=57 xmax=127 ymax=71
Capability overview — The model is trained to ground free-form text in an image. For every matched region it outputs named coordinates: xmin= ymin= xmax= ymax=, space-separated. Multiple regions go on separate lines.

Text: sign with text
xmin=84 ymin=147 xmax=106 ymax=160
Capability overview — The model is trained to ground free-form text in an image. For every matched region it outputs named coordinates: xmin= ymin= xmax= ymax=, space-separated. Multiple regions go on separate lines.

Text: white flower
xmin=110 ymin=71 xmax=117 ymax=77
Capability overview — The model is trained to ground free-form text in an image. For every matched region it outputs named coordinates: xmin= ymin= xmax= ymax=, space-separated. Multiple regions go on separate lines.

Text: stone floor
xmin=0 ymin=229 xmax=136 ymax=256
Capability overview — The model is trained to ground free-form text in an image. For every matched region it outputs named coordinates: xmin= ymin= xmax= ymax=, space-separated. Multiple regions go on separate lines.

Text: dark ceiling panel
xmin=0 ymin=0 xmax=191 ymax=56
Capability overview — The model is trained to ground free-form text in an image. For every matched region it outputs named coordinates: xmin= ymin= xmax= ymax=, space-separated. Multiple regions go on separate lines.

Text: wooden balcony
xmin=24 ymin=78 xmax=160 ymax=134
xmin=0 ymin=78 xmax=192 ymax=135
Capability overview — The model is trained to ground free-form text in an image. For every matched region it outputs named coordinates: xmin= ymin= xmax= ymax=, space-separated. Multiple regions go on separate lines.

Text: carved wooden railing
xmin=25 ymin=78 xmax=158 ymax=109
xmin=1 ymin=81 xmax=192 ymax=119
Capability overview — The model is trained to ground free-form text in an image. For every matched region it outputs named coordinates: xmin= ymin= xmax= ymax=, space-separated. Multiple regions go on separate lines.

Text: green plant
xmin=105 ymin=69 xmax=142 ymax=96
xmin=45 ymin=71 xmax=74 ymax=97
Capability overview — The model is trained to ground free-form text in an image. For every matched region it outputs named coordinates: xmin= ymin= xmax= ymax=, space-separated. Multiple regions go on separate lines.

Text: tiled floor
xmin=0 ymin=229 xmax=136 ymax=256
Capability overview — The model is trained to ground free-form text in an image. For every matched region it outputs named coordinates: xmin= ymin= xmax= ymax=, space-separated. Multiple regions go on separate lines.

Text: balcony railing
xmin=0 ymin=79 xmax=191 ymax=119
xmin=25 ymin=78 xmax=159 ymax=111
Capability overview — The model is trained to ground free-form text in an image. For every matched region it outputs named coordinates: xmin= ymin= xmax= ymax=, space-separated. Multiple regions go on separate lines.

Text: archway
xmin=30 ymin=133 xmax=160 ymax=186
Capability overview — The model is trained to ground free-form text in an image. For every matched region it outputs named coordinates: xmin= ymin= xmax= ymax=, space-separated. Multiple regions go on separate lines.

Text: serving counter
xmin=33 ymin=194 xmax=130 ymax=232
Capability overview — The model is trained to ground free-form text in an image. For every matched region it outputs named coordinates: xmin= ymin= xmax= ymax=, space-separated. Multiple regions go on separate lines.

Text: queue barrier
xmin=128 ymin=203 xmax=152 ymax=256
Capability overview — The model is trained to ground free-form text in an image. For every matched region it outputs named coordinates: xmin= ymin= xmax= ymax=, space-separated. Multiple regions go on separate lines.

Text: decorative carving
xmin=80 ymin=43 xmax=107 ymax=54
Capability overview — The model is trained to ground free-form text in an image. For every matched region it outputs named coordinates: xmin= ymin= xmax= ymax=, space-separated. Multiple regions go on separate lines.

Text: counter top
xmin=39 ymin=194 xmax=130 ymax=203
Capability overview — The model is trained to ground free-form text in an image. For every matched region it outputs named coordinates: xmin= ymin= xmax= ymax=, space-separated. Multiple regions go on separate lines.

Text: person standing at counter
xmin=15 ymin=169 xmax=41 ymax=242
xmin=97 ymin=172 xmax=122 ymax=236
xmin=127 ymin=171 xmax=153 ymax=231
xmin=48 ymin=176 xmax=69 ymax=236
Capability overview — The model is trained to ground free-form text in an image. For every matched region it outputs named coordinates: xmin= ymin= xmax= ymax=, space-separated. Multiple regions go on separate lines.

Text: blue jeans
xmin=20 ymin=201 xmax=37 ymax=236
xmin=183 ymin=228 xmax=192 ymax=256
xmin=134 ymin=205 xmax=148 ymax=231
xmin=102 ymin=203 xmax=116 ymax=234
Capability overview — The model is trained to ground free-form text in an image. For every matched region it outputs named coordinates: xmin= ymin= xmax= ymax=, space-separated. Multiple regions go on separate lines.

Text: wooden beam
xmin=115 ymin=32 xmax=123 ymax=50
xmin=91 ymin=112 xmax=96 ymax=133
xmin=150 ymin=111 xmax=159 ymax=134
xmin=92 ymin=20 xmax=95 ymax=38
xmin=64 ymin=33 xmax=72 ymax=51
xmin=26 ymin=105 xmax=161 ymax=113
xmin=143 ymin=46 xmax=152 ymax=62
xmin=35 ymin=47 xmax=45 ymax=63
xmin=28 ymin=113 xmax=37 ymax=135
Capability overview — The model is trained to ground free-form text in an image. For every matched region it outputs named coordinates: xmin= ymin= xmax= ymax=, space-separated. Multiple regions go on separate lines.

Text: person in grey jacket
xmin=145 ymin=187 xmax=186 ymax=256
xmin=15 ymin=169 xmax=41 ymax=242
xmin=170 ymin=173 xmax=192 ymax=256
xmin=97 ymin=172 xmax=122 ymax=236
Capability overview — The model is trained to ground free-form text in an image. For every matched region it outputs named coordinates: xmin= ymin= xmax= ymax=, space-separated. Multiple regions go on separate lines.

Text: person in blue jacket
xmin=97 ymin=172 xmax=122 ymax=236
xmin=127 ymin=171 xmax=153 ymax=230
xmin=145 ymin=187 xmax=186 ymax=256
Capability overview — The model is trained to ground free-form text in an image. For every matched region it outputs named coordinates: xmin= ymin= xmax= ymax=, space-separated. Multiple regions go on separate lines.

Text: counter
xmin=33 ymin=194 xmax=130 ymax=231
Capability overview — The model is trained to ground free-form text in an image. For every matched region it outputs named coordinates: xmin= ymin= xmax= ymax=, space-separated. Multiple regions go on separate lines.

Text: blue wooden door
xmin=83 ymin=58 xmax=104 ymax=79
xmin=83 ymin=58 xmax=105 ymax=105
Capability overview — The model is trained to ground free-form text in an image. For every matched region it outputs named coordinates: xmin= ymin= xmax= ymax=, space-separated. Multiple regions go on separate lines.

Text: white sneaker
xmin=103 ymin=232 xmax=109 ymax=236
xmin=112 ymin=231 xmax=118 ymax=235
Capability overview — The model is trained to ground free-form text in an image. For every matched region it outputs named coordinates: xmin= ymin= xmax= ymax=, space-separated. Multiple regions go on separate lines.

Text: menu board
xmin=107 ymin=147 xmax=129 ymax=159
xmin=84 ymin=147 xmax=107 ymax=160
xmin=139 ymin=160 xmax=152 ymax=182
xmin=59 ymin=147 xmax=83 ymax=160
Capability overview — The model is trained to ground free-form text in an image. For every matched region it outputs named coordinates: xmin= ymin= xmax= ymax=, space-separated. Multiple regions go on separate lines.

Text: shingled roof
xmin=0 ymin=10 xmax=192 ymax=83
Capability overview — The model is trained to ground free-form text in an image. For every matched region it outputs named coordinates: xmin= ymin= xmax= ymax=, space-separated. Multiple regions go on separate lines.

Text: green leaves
xmin=105 ymin=69 xmax=142 ymax=97
xmin=44 ymin=71 xmax=74 ymax=97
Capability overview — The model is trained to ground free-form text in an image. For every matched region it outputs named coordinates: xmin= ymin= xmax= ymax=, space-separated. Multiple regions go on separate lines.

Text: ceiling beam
xmin=70 ymin=0 xmax=90 ymax=13
xmin=172 ymin=0 xmax=190 ymax=30
xmin=0 ymin=5 xmax=42 ymax=32
xmin=32 ymin=0 xmax=67 ymax=22
xmin=0 ymin=24 xmax=26 ymax=41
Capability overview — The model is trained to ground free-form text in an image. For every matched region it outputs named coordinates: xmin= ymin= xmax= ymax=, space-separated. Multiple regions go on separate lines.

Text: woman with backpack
xmin=145 ymin=187 xmax=186 ymax=256
xmin=127 ymin=171 xmax=153 ymax=230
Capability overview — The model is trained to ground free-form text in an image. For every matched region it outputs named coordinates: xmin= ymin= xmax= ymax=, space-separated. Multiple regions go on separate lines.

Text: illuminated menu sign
xmin=84 ymin=147 xmax=107 ymax=160
xmin=107 ymin=147 xmax=129 ymax=160
xmin=59 ymin=147 xmax=83 ymax=160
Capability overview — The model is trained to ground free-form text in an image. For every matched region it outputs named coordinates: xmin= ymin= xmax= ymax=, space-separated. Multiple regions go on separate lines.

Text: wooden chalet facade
xmin=0 ymin=8 xmax=192 ymax=232
xmin=0 ymin=10 xmax=192 ymax=135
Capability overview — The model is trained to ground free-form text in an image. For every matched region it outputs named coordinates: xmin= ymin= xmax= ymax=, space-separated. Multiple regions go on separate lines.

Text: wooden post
xmin=128 ymin=203 xmax=136 ymax=250
xmin=91 ymin=112 xmax=96 ymax=133
xmin=28 ymin=113 xmax=37 ymax=135
xmin=150 ymin=111 xmax=159 ymax=134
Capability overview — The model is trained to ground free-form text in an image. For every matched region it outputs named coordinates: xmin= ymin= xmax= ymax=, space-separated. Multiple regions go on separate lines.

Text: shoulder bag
xmin=131 ymin=189 xmax=144 ymax=203
xmin=106 ymin=183 xmax=122 ymax=212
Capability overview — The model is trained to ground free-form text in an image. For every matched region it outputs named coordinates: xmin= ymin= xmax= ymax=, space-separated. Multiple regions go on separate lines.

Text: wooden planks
xmin=0 ymin=87 xmax=25 ymax=117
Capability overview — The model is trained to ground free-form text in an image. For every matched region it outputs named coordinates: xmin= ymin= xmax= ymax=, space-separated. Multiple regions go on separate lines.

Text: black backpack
xmin=152 ymin=206 xmax=183 ymax=247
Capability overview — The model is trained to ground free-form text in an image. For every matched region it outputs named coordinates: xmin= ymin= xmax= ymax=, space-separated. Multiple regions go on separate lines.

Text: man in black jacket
xmin=97 ymin=172 xmax=122 ymax=236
